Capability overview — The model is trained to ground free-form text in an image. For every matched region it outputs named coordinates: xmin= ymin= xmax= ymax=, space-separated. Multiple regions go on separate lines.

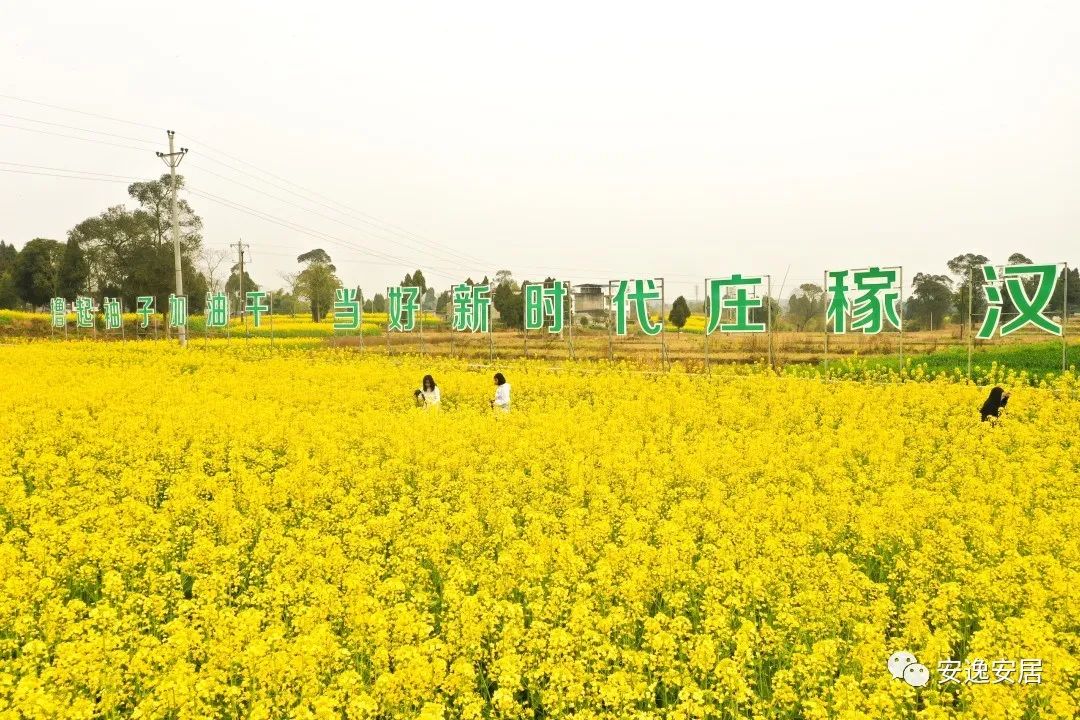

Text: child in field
xmin=980 ymin=386 xmax=1009 ymax=421
xmin=491 ymin=372 xmax=510 ymax=412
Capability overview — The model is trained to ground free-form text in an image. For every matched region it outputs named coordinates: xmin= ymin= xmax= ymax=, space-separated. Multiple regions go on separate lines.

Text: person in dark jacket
xmin=980 ymin=386 xmax=1010 ymax=421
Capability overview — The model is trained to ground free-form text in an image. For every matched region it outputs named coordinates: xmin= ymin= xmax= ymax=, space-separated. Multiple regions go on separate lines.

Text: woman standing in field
xmin=491 ymin=372 xmax=510 ymax=412
xmin=980 ymin=386 xmax=1009 ymax=421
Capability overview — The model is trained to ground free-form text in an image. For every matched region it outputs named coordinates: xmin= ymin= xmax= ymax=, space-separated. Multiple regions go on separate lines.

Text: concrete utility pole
xmin=157 ymin=131 xmax=188 ymax=346
xmin=233 ymin=240 xmax=251 ymax=329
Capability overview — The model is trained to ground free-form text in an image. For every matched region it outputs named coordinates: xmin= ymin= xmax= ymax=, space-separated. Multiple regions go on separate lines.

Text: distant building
xmin=572 ymin=283 xmax=612 ymax=326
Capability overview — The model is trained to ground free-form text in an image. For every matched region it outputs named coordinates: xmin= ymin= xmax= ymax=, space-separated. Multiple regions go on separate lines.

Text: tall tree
xmin=422 ymin=287 xmax=436 ymax=311
xmin=67 ymin=175 xmax=203 ymax=313
xmin=402 ymin=272 xmax=413 ymax=288
xmin=411 ymin=270 xmax=427 ymax=293
xmin=668 ymin=296 xmax=691 ymax=329
xmin=492 ymin=281 xmax=524 ymax=329
xmin=295 ymin=249 xmax=340 ymax=322
xmin=13 ymin=239 xmax=64 ymax=307
xmin=372 ymin=293 xmax=386 ymax=313
xmin=0 ymin=241 xmax=19 ymax=309
xmin=57 ymin=236 xmax=89 ymax=298
xmin=946 ymin=253 xmax=989 ymax=336
xmin=906 ymin=273 xmax=954 ymax=330
xmin=225 ymin=264 xmax=260 ymax=296
xmin=199 ymin=247 xmax=230 ymax=293
xmin=786 ymin=283 xmax=824 ymax=331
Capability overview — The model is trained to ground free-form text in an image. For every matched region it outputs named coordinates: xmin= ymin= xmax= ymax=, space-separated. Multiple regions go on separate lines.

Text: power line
xmin=0 ymin=122 xmax=151 ymax=153
xmin=0 ymin=161 xmax=140 ymax=180
xmin=0 ymin=93 xmax=163 ymax=131
xmin=0 ymin=113 xmax=160 ymax=146
xmin=0 ymin=167 xmax=135 ymax=183
xmin=184 ymin=133 xmax=491 ymax=267
xmin=183 ymin=187 xmax=461 ymax=282
xmin=186 ymin=152 xmax=490 ymax=269
xmin=185 ymin=161 xmax=482 ymax=273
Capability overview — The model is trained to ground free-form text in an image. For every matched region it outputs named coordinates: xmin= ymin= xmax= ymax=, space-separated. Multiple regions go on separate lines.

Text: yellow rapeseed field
xmin=0 ymin=342 xmax=1077 ymax=719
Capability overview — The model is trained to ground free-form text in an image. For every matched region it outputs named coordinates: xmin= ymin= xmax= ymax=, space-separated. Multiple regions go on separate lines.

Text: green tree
xmin=947 ymin=253 xmax=989 ymax=336
xmin=422 ymin=287 xmax=436 ymax=312
xmin=295 ymin=249 xmax=340 ymax=322
xmin=493 ymin=280 xmax=524 ymax=329
xmin=13 ymin=238 xmax=63 ymax=307
xmin=58 ymin=236 xmax=89 ymax=298
xmin=786 ymin=283 xmax=824 ymax=331
xmin=435 ymin=290 xmax=450 ymax=315
xmin=0 ymin=241 xmax=19 ymax=309
xmin=402 ymin=272 xmax=413 ymax=288
xmin=906 ymin=273 xmax=954 ymax=330
xmin=668 ymin=295 xmax=691 ymax=329
xmin=225 ymin=264 xmax=259 ymax=296
xmin=412 ymin=270 xmax=427 ymax=293
xmin=749 ymin=296 xmax=782 ymax=327
xmin=67 ymin=175 xmax=202 ymax=313
xmin=372 ymin=293 xmax=386 ymax=313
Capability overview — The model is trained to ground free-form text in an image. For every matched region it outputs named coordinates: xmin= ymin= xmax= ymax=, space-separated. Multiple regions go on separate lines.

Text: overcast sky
xmin=2 ymin=1 xmax=1078 ymax=300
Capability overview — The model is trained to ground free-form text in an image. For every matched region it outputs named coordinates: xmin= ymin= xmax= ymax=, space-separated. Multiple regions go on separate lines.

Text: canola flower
xmin=0 ymin=342 xmax=1077 ymax=719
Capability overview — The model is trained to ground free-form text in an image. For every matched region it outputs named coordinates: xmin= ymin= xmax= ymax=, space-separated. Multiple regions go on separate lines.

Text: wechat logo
xmin=889 ymin=651 xmax=930 ymax=688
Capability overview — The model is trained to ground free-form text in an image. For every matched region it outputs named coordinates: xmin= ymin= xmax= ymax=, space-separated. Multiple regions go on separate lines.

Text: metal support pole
xmin=898 ymin=266 xmax=904 ymax=372
xmin=823 ymin=270 xmax=829 ymax=374
xmin=704 ymin=277 xmax=710 ymax=375
xmin=567 ymin=285 xmax=575 ymax=361
xmin=972 ymin=267 xmax=980 ymax=379
xmin=607 ymin=280 xmax=614 ymax=362
xmin=419 ymin=299 xmax=424 ymax=356
xmin=270 ymin=292 xmax=275 ymax=349
xmin=767 ymin=275 xmax=774 ymax=370
xmin=660 ymin=278 xmax=667 ymax=371
xmin=1063 ymin=263 xmax=1069 ymax=373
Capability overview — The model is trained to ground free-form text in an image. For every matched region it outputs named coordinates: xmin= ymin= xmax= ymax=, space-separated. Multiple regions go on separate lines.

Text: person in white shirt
xmin=491 ymin=372 xmax=510 ymax=412
xmin=419 ymin=374 xmax=441 ymax=407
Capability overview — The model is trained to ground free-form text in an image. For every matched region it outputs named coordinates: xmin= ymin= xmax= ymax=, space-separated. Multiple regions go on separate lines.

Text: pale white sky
xmin=2 ymin=0 xmax=1077 ymax=300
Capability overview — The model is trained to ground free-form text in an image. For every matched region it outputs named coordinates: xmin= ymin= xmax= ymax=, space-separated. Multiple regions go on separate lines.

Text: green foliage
xmin=295 ymin=250 xmax=340 ymax=322
xmin=493 ymin=281 xmax=523 ymax=329
xmin=786 ymin=283 xmax=823 ymax=331
xmin=668 ymin=296 xmax=691 ymax=329
xmin=906 ymin=273 xmax=953 ymax=330
xmin=13 ymin=238 xmax=63 ymax=307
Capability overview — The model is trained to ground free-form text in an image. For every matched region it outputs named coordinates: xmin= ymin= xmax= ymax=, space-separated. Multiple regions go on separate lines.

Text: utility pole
xmin=157 ymin=131 xmax=188 ymax=346
xmin=233 ymin=240 xmax=251 ymax=330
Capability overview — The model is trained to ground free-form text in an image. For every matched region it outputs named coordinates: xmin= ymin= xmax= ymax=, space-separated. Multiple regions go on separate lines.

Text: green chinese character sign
xmin=612 ymin=279 xmax=662 ymax=336
xmin=333 ymin=288 xmax=362 ymax=330
xmin=168 ymin=294 xmax=188 ymax=329
xmin=387 ymin=286 xmax=421 ymax=331
xmin=136 ymin=296 xmax=155 ymax=329
xmin=206 ymin=293 xmax=230 ymax=329
xmin=451 ymin=283 xmax=491 ymax=332
xmin=524 ymin=281 xmax=568 ymax=333
xmin=706 ymin=275 xmax=766 ymax=334
xmin=245 ymin=291 xmax=269 ymax=328
xmin=103 ymin=298 xmax=122 ymax=330
xmin=74 ymin=296 xmax=97 ymax=329
xmin=50 ymin=298 xmax=67 ymax=329
xmin=976 ymin=264 xmax=1062 ymax=338
xmin=826 ymin=267 xmax=901 ymax=334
